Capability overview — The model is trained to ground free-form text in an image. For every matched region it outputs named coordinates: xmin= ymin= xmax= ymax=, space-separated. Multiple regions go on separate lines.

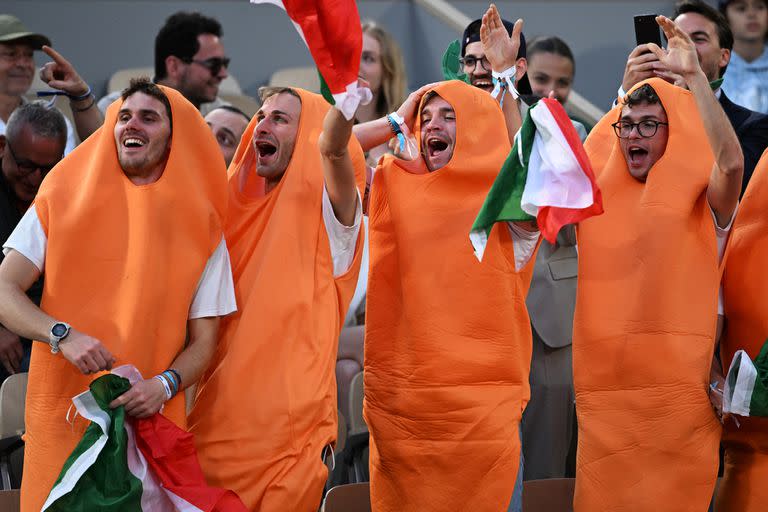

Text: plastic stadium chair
xmin=0 ymin=373 xmax=28 ymax=490
xmin=522 ymin=478 xmax=575 ymax=512
xmin=268 ymin=66 xmax=321 ymax=93
xmin=344 ymin=371 xmax=368 ymax=483
xmin=321 ymin=483 xmax=371 ymax=512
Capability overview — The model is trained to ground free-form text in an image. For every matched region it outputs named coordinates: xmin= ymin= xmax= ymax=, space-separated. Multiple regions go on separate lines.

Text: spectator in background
xmin=526 ymin=36 xmax=588 ymax=140
xmin=204 ymin=105 xmax=250 ymax=167
xmin=98 ymin=11 xmax=230 ymax=115
xmin=0 ymin=102 xmax=65 ymax=383
xmin=620 ymin=0 xmax=768 ymax=192
xmin=720 ymin=0 xmax=768 ymax=113
xmin=0 ymin=15 xmax=100 ymax=153
xmin=355 ymin=21 xmax=408 ymax=166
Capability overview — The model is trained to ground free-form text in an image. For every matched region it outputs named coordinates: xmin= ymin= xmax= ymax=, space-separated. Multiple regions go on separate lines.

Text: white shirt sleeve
xmin=188 ymin=237 xmax=237 ymax=319
xmin=322 ymin=186 xmax=363 ymax=278
xmin=710 ymin=204 xmax=737 ymax=316
xmin=3 ymin=208 xmax=236 ymax=319
xmin=63 ymin=116 xmax=77 ymax=155
xmin=3 ymin=205 xmax=47 ymax=271
xmin=506 ymin=222 xmax=541 ymax=272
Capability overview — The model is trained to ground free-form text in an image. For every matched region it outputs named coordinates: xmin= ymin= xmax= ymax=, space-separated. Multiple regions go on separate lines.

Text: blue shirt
xmin=722 ymin=45 xmax=768 ymax=114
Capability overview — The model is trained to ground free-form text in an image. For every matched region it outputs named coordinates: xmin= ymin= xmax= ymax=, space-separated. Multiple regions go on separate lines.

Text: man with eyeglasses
xmin=572 ymin=16 xmax=743 ymax=510
xmin=97 ymin=11 xmax=231 ymax=115
xmin=0 ymin=102 xmax=65 ymax=384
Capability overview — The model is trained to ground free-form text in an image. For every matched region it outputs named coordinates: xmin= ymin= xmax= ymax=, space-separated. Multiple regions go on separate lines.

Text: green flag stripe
xmin=44 ymin=375 xmax=143 ymax=512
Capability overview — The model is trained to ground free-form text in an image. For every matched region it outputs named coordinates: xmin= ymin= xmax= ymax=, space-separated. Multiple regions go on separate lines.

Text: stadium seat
xmin=522 ymin=478 xmax=575 ymax=512
xmin=268 ymin=66 xmax=320 ymax=93
xmin=344 ymin=371 xmax=368 ymax=483
xmin=218 ymin=93 xmax=260 ymax=118
xmin=321 ymin=482 xmax=371 ymax=512
xmin=336 ymin=325 xmax=364 ymax=428
xmin=0 ymin=373 xmax=28 ymax=490
xmin=107 ymin=67 xmax=243 ymax=95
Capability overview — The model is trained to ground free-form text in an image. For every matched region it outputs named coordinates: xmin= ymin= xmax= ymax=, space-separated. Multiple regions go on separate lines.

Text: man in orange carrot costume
xmin=359 ymin=7 xmax=541 ymax=511
xmin=715 ymin=152 xmax=768 ymax=511
xmin=188 ymin=86 xmax=367 ymax=511
xmin=574 ymin=17 xmax=743 ymax=511
xmin=0 ymin=78 xmax=235 ymax=512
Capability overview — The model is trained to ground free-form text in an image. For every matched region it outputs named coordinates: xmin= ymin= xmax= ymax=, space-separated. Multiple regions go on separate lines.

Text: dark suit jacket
xmin=719 ymin=92 xmax=768 ymax=194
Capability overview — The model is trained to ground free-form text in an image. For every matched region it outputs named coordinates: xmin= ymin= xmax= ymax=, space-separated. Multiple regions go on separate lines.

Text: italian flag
xmin=470 ymin=98 xmax=603 ymax=261
xmin=42 ymin=366 xmax=247 ymax=511
xmin=250 ymin=0 xmax=371 ymax=120
xmin=723 ymin=340 xmax=768 ymax=417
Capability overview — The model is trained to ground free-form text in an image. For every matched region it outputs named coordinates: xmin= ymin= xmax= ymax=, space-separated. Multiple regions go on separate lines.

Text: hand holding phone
xmin=634 ymin=14 xmax=663 ymax=47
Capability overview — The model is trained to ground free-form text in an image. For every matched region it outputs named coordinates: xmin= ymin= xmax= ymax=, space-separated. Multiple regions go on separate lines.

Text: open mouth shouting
xmin=253 ymin=137 xmax=278 ymax=167
xmin=626 ymin=144 xmax=649 ymax=169
xmin=423 ymin=133 xmax=453 ymax=171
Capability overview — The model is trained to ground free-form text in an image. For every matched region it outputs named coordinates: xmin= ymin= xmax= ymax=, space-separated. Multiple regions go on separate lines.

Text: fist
xmin=59 ymin=329 xmax=115 ymax=375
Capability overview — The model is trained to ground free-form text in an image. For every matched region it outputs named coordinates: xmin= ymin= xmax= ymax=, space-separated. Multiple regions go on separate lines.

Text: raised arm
xmin=650 ymin=16 xmax=743 ymax=227
xmin=352 ymin=83 xmax=438 ymax=153
xmin=0 ymin=250 xmax=114 ymax=374
xmin=480 ymin=4 xmax=524 ymax=147
xmin=319 ymin=105 xmax=359 ymax=226
xmin=39 ymin=46 xmax=104 ymax=142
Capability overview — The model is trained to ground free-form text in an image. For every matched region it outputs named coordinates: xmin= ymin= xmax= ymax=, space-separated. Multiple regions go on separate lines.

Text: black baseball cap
xmin=460 ymin=18 xmax=531 ymax=95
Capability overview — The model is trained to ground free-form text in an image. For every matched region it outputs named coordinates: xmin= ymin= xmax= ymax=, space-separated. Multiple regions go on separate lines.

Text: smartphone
xmin=634 ymin=14 xmax=662 ymax=47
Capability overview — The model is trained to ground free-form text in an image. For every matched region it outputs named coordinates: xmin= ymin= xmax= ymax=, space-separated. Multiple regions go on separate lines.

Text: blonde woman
xmin=356 ymin=21 xmax=408 ymax=165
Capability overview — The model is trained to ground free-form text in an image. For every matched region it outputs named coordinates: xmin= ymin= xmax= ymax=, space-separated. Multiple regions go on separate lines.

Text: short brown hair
xmin=624 ymin=83 xmax=661 ymax=108
xmin=258 ymin=86 xmax=301 ymax=104
xmin=121 ymin=78 xmax=173 ymax=129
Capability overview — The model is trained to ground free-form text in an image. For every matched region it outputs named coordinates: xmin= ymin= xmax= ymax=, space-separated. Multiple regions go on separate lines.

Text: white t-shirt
xmin=2 ymin=187 xmax=361 ymax=318
xmin=3 ymin=206 xmax=237 ymax=319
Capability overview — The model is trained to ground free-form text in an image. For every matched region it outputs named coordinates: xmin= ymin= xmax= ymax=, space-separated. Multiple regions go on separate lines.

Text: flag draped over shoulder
xmin=724 ymin=339 xmax=768 ymax=417
xmin=250 ymin=0 xmax=371 ymax=120
xmin=42 ymin=366 xmax=247 ymax=512
xmin=470 ymin=98 xmax=602 ymax=260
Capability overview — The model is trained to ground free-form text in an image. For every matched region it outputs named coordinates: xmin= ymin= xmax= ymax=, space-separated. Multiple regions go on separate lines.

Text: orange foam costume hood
xmin=574 ymin=78 xmax=721 ymax=511
xmin=189 ymin=89 xmax=366 ymax=511
xmin=717 ymin=150 xmax=768 ymax=512
xmin=21 ymin=85 xmax=227 ymax=512
xmin=364 ymin=80 xmax=536 ymax=512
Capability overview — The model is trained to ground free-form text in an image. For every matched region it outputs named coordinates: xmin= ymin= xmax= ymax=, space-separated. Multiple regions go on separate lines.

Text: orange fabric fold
xmin=188 ymin=89 xmax=365 ymax=512
xmin=574 ymin=78 xmax=721 ymax=511
xmin=364 ymin=80 xmax=536 ymax=512
xmin=716 ymin=150 xmax=768 ymax=512
xmin=21 ymin=86 xmax=227 ymax=512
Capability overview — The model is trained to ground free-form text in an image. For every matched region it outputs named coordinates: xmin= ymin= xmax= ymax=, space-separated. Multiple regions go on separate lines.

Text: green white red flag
xmin=724 ymin=339 xmax=768 ymax=417
xmin=42 ymin=366 xmax=247 ymax=512
xmin=470 ymin=98 xmax=603 ymax=260
xmin=250 ymin=0 xmax=372 ymax=119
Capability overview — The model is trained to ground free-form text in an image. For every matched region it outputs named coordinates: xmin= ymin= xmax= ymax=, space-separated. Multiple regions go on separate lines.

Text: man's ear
xmin=164 ymin=55 xmax=183 ymax=82
xmin=515 ymin=57 xmax=528 ymax=82
xmin=719 ymin=48 xmax=731 ymax=72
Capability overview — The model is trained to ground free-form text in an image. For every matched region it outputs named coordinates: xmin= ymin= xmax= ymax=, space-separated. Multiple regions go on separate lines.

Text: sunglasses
xmin=183 ymin=56 xmax=230 ymax=76
xmin=6 ymin=140 xmax=61 ymax=176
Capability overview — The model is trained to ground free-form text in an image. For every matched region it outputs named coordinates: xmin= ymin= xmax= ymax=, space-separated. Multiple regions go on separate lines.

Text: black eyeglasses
xmin=459 ymin=55 xmax=491 ymax=72
xmin=183 ymin=56 xmax=230 ymax=76
xmin=6 ymin=140 xmax=61 ymax=176
xmin=611 ymin=120 xmax=668 ymax=139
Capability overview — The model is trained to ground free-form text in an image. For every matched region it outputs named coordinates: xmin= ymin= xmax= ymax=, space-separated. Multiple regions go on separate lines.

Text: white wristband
xmin=154 ymin=375 xmax=172 ymax=401
xmin=491 ymin=65 xmax=519 ymax=100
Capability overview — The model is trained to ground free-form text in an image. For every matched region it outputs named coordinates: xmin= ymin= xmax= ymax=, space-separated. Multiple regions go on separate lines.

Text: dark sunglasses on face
xmin=6 ymin=140 xmax=61 ymax=176
xmin=183 ymin=56 xmax=231 ymax=76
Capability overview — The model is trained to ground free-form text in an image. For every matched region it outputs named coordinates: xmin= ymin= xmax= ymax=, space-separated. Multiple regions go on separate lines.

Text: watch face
xmin=52 ymin=323 xmax=68 ymax=337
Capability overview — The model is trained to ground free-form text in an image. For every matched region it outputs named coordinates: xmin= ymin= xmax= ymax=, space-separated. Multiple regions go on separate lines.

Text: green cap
xmin=0 ymin=15 xmax=50 ymax=49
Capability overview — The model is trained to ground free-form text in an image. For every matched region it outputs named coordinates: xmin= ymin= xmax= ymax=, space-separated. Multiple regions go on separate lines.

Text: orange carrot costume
xmin=20 ymin=86 xmax=227 ymax=512
xmin=716 ymin=151 xmax=768 ymax=512
xmin=188 ymin=89 xmax=365 ymax=511
xmin=364 ymin=80 xmax=536 ymax=511
xmin=574 ymin=78 xmax=721 ymax=511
